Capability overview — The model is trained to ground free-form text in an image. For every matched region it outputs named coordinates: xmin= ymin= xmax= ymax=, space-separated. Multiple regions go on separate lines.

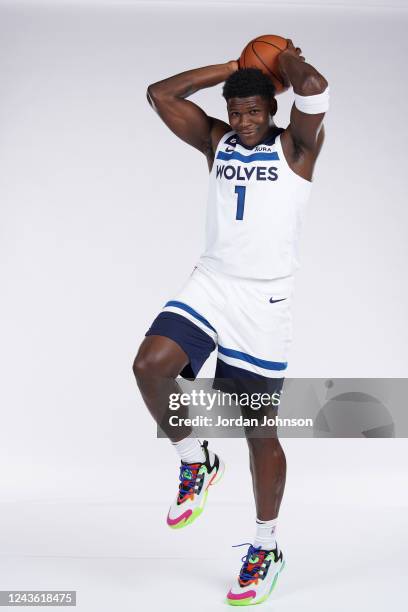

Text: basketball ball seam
xmin=250 ymin=42 xmax=285 ymax=87
xmin=256 ymin=39 xmax=287 ymax=52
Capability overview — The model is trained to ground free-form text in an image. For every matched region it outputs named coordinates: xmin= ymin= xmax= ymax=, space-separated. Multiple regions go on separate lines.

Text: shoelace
xmin=232 ymin=542 xmax=268 ymax=583
xmin=178 ymin=463 xmax=202 ymax=497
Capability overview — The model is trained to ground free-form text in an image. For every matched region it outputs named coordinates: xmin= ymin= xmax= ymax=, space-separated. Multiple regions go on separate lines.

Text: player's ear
xmin=270 ymin=97 xmax=278 ymax=116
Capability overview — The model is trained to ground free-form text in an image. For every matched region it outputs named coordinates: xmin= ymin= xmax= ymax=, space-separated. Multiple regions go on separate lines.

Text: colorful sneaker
xmin=226 ymin=543 xmax=285 ymax=606
xmin=166 ymin=440 xmax=225 ymax=529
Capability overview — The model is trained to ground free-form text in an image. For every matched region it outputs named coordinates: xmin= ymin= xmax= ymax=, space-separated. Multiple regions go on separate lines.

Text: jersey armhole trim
xmin=275 ymin=133 xmax=313 ymax=186
xmin=212 ymin=129 xmax=236 ymax=160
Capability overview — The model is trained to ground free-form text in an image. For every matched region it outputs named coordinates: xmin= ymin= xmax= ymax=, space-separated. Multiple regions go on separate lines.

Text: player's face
xmin=227 ymin=95 xmax=276 ymax=147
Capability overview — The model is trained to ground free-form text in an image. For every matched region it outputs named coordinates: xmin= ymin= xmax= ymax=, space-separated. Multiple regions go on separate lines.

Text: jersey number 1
xmin=234 ymin=185 xmax=246 ymax=221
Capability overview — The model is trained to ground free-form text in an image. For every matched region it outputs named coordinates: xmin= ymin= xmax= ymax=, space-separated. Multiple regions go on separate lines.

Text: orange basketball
xmin=239 ymin=34 xmax=288 ymax=94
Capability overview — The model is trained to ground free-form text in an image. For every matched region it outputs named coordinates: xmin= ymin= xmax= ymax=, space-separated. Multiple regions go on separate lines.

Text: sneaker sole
xmin=225 ymin=559 xmax=285 ymax=606
xmin=167 ymin=456 xmax=225 ymax=529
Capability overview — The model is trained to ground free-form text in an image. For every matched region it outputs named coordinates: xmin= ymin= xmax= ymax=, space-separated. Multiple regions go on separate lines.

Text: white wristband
xmin=294 ymin=86 xmax=330 ymax=114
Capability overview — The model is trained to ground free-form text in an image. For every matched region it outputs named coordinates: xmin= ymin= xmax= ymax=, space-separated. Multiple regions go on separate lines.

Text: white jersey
xmin=198 ymin=128 xmax=313 ymax=280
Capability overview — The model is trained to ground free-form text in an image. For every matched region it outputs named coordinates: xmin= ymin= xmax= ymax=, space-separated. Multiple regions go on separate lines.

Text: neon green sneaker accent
xmin=198 ymin=465 xmax=207 ymax=475
xmin=182 ymin=468 xmax=193 ymax=479
xmin=225 ymin=560 xmax=285 ymax=606
xmin=225 ymin=596 xmax=255 ymax=607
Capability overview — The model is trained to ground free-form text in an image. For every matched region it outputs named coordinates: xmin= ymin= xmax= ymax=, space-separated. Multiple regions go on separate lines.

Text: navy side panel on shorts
xmin=213 ymin=358 xmax=284 ymax=396
xmin=145 ymin=311 xmax=216 ymax=380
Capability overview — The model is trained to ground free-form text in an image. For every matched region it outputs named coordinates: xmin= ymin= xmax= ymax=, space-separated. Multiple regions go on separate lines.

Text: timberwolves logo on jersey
xmin=215 ymin=132 xmax=280 ymax=183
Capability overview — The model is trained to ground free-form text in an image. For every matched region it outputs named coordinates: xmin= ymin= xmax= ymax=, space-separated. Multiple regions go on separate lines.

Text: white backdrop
xmin=0 ymin=3 xmax=407 ymax=610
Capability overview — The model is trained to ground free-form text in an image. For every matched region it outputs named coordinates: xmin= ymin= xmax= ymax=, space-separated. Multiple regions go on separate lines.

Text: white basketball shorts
xmin=145 ymin=262 xmax=294 ymax=391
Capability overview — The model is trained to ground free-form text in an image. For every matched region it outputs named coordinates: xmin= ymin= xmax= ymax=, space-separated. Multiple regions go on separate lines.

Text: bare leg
xmin=246 ymin=437 xmax=287 ymax=520
xmin=133 ymin=335 xmax=192 ymax=442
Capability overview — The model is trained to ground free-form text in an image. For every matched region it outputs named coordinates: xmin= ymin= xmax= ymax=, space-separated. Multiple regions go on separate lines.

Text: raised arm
xmin=147 ymin=62 xmax=238 ymax=168
xmin=278 ymin=40 xmax=329 ymax=154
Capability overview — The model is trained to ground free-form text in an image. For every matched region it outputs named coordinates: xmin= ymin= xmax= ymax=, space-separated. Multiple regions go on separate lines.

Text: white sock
xmin=253 ymin=517 xmax=278 ymax=550
xmin=171 ymin=434 xmax=205 ymax=464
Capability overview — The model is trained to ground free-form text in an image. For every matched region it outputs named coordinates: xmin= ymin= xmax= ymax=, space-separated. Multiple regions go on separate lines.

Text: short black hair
xmin=222 ymin=68 xmax=276 ymax=101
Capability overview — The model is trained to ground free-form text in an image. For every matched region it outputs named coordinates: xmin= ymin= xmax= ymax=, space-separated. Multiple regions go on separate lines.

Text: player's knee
xmin=132 ymin=354 xmax=144 ymax=382
xmin=133 ymin=353 xmax=155 ymax=382
xmin=132 ymin=350 xmax=170 ymax=384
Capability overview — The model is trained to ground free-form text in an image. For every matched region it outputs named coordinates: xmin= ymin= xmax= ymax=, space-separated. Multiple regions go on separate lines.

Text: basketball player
xmin=133 ymin=39 xmax=329 ymax=605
